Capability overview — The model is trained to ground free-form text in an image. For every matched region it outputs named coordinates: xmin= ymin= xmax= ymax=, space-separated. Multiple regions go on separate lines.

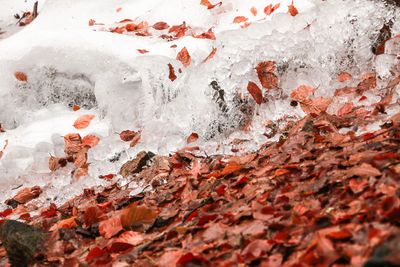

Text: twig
xmin=33 ymin=1 xmax=39 ymax=19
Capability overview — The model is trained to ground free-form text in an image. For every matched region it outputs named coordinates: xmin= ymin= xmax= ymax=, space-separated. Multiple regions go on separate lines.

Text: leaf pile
xmin=1 ymin=107 xmax=400 ymax=266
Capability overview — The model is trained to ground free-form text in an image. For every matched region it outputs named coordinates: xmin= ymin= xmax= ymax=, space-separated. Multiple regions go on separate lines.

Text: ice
xmin=1 ymin=0 xmax=400 ymax=207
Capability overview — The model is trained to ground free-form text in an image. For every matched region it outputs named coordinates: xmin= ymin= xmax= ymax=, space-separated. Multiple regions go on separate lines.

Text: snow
xmin=1 ymin=0 xmax=400 ymax=209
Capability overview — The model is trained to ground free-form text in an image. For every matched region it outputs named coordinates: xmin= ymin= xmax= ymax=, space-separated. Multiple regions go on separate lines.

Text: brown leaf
xmin=119 ymin=130 xmax=138 ymax=142
xmin=49 ymin=156 xmax=69 ymax=171
xmin=120 ymin=204 xmax=158 ymax=227
xmin=347 ymin=163 xmax=381 ymax=177
xmin=247 ymin=81 xmax=263 ymax=104
xmin=64 ymin=133 xmax=82 ymax=155
xmin=12 ymin=186 xmax=42 ymax=204
xmin=256 ymin=61 xmax=276 ymax=74
xmin=130 ymin=132 xmax=141 ymax=147
xmin=264 ymin=3 xmax=280 ymax=15
xmin=233 ymin=16 xmax=248 ymax=23
xmin=73 ymin=114 xmax=95 ymax=129
xmin=152 ymin=22 xmax=169 ymax=30
xmin=168 ymin=63 xmax=177 ymax=82
xmin=14 ymin=72 xmax=28 ymax=82
xmin=187 ymin=133 xmax=199 ymax=144
xmin=288 ymin=1 xmax=298 ymax=16
xmin=116 ymin=231 xmax=145 ymax=246
xmin=74 ymin=146 xmax=89 ymax=168
xmin=176 ymin=47 xmax=191 ymax=67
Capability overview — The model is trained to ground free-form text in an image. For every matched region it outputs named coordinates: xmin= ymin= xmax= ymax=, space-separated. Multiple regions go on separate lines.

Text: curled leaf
xmin=202 ymin=48 xmax=217 ymax=63
xmin=187 ymin=133 xmax=199 ymax=144
xmin=168 ymin=63 xmax=177 ymax=81
xmin=14 ymin=72 xmax=28 ymax=82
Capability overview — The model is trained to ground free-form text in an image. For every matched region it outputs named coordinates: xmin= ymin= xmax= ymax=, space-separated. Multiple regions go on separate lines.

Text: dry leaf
xmin=168 ymin=63 xmax=177 ymax=81
xmin=177 ymin=47 xmax=191 ymax=67
xmin=202 ymin=48 xmax=217 ymax=63
xmin=99 ymin=216 xmax=123 ymax=238
xmin=137 ymin=49 xmax=149 ymax=54
xmin=290 ymin=85 xmax=317 ymax=101
xmin=337 ymin=72 xmax=352 ymax=82
xmin=264 ymin=3 xmax=280 ymax=15
xmin=187 ymin=133 xmax=199 ymax=144
xmin=14 ymin=72 xmax=28 ymax=82
xmin=250 ymin=7 xmax=258 ymax=16
xmin=73 ymin=114 xmax=95 ymax=129
xmin=233 ymin=16 xmax=248 ymax=23
xmin=247 ymin=81 xmax=263 ymax=105
xmin=337 ymin=102 xmax=354 ymax=117
xmin=288 ymin=1 xmax=298 ymax=16
xmin=153 ymin=22 xmax=169 ymax=30
xmin=82 ymin=135 xmax=100 ymax=148
xmin=120 ymin=204 xmax=158 ymax=227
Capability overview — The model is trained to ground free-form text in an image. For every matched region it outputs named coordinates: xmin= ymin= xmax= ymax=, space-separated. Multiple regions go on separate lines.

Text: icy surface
xmin=1 ymin=0 xmax=400 ymax=208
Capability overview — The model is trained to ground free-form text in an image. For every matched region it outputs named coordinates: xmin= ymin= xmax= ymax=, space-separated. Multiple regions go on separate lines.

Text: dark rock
xmin=0 ymin=220 xmax=46 ymax=267
xmin=120 ymin=151 xmax=153 ymax=177
xmin=363 ymin=236 xmax=400 ymax=267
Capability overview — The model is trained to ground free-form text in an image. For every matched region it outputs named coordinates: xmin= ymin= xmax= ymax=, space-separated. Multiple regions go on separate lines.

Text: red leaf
xmin=202 ymin=48 xmax=217 ymax=63
xmin=288 ymin=1 xmax=298 ymax=16
xmin=176 ymin=47 xmax=191 ymax=67
xmin=187 ymin=133 xmax=199 ymax=144
xmin=359 ymin=96 xmax=367 ymax=102
xmin=193 ymin=29 xmax=216 ymax=40
xmin=116 ymin=231 xmax=145 ymax=246
xmin=14 ymin=72 xmax=28 ymax=82
xmin=216 ymin=185 xmax=226 ymax=195
xmin=264 ymin=3 xmax=280 ymax=15
xmin=338 ymin=72 xmax=352 ymax=82
xmin=99 ymin=216 xmax=123 ymax=239
xmin=233 ymin=16 xmax=248 ymax=24
xmin=86 ymin=247 xmax=107 ymax=263
xmin=82 ymin=135 xmax=100 ymax=148
xmin=89 ymin=19 xmax=96 ymax=26
xmin=247 ymin=81 xmax=263 ymax=104
xmin=326 ymin=230 xmax=352 ymax=240
xmin=337 ymin=102 xmax=354 ymax=117
xmin=84 ymin=206 xmax=104 ymax=227
xmin=186 ymin=211 xmax=198 ymax=222
xmin=200 ymin=0 xmax=222 ymax=9
xmin=177 ymin=252 xmax=209 ymax=265
xmin=152 ymin=22 xmax=169 ymax=30
xmin=107 ymin=242 xmax=133 ymax=253
xmin=363 ymin=132 xmax=374 ymax=140
xmin=250 ymin=7 xmax=258 ymax=16
xmin=73 ymin=114 xmax=95 ymax=129
xmin=0 ymin=209 xmax=12 ymax=217
xmin=197 ymin=214 xmax=218 ymax=225
xmin=120 ymin=204 xmax=158 ymax=227
xmin=137 ymin=49 xmax=149 ymax=54
xmin=116 ymin=7 xmax=122 ymax=12
xmin=72 ymin=105 xmax=80 ymax=111
xmin=168 ymin=63 xmax=177 ymax=82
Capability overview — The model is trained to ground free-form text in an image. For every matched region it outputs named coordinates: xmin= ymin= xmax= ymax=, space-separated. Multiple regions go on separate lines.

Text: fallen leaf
xmin=116 ymin=7 xmax=122 ymax=12
xmin=168 ymin=63 xmax=177 ymax=81
xmin=89 ymin=19 xmax=96 ymax=26
xmin=202 ymin=47 xmax=217 ymax=63
xmin=72 ymin=105 xmax=80 ymax=111
xmin=233 ymin=16 xmax=248 ymax=23
xmin=130 ymin=132 xmax=141 ymax=147
xmin=247 ymin=81 xmax=263 ymax=104
xmin=64 ymin=133 xmax=82 ymax=155
xmin=258 ymin=70 xmax=278 ymax=89
xmin=137 ymin=49 xmax=149 ymax=54
xmin=86 ymin=247 xmax=107 ymax=263
xmin=12 ymin=186 xmax=42 ymax=204
xmin=73 ymin=114 xmax=95 ymax=129
xmin=288 ymin=0 xmax=299 ymax=16
xmin=250 ymin=7 xmax=258 ymax=16
xmin=187 ymin=133 xmax=199 ymax=144
xmin=77 ymin=166 xmax=89 ymax=179
xmin=56 ymin=216 xmax=78 ymax=229
xmin=74 ymin=146 xmax=89 ymax=168
xmin=153 ymin=22 xmax=169 ymax=30
xmin=349 ymin=179 xmax=369 ymax=194
xmin=192 ymin=29 xmax=216 ymax=40
xmin=200 ymin=0 xmax=222 ymax=9
xmin=49 ymin=156 xmax=69 ymax=171
xmin=82 ymin=135 xmax=100 ymax=148
xmin=338 ymin=72 xmax=352 ymax=82
xmin=120 ymin=204 xmax=158 ymax=227
xmin=347 ymin=163 xmax=381 ymax=177
xmin=177 ymin=47 xmax=191 ymax=67
xmin=14 ymin=72 xmax=28 ymax=82
xmin=326 ymin=230 xmax=352 ymax=241
xmin=264 ymin=3 xmax=280 ymax=15
xmin=99 ymin=216 xmax=123 ymax=239
xmin=116 ymin=231 xmax=145 ymax=246
xmin=290 ymin=85 xmax=317 ymax=101
xmin=337 ymin=102 xmax=354 ymax=117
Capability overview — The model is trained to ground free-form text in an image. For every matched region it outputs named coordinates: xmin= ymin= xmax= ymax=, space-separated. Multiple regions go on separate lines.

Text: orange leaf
xmin=177 ymin=47 xmax=191 ymax=68
xmin=187 ymin=133 xmax=199 ymax=144
xmin=337 ymin=72 xmax=352 ymax=82
xmin=12 ymin=186 xmax=42 ymax=204
xmin=326 ymin=231 xmax=352 ymax=240
xmin=256 ymin=61 xmax=276 ymax=75
xmin=82 ymin=135 xmax=100 ymax=148
xmin=200 ymin=0 xmax=222 ymax=9
xmin=153 ymin=22 xmax=169 ymax=30
xmin=264 ymin=3 xmax=280 ymax=15
xmin=290 ymin=85 xmax=317 ymax=101
xmin=126 ymin=23 xmax=137 ymax=31
xmin=250 ymin=7 xmax=258 ymax=16
xmin=168 ymin=63 xmax=177 ymax=81
xmin=14 ymin=72 xmax=28 ymax=82
xmin=120 ymin=204 xmax=158 ymax=227
xmin=130 ymin=132 xmax=141 ymax=147
xmin=137 ymin=49 xmax=149 ymax=54
xmin=275 ymin=168 xmax=290 ymax=176
xmin=72 ymin=105 xmax=80 ymax=111
xmin=233 ymin=16 xmax=248 ymax=23
xmin=220 ymin=161 xmax=243 ymax=177
xmin=337 ymin=102 xmax=354 ymax=117
xmin=56 ymin=216 xmax=78 ymax=229
xmin=73 ymin=114 xmax=95 ymax=129
xmin=77 ymin=166 xmax=89 ymax=179
xmin=202 ymin=48 xmax=217 ymax=63
xmin=116 ymin=7 xmax=122 ymax=12
xmin=192 ymin=29 xmax=216 ymax=40
xmin=89 ymin=19 xmax=96 ymax=26
xmin=247 ymin=81 xmax=263 ymax=105
xmin=64 ymin=133 xmax=82 ymax=155
xmin=99 ymin=216 xmax=123 ymax=239
xmin=256 ymin=61 xmax=278 ymax=89
xmin=288 ymin=1 xmax=298 ymax=16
